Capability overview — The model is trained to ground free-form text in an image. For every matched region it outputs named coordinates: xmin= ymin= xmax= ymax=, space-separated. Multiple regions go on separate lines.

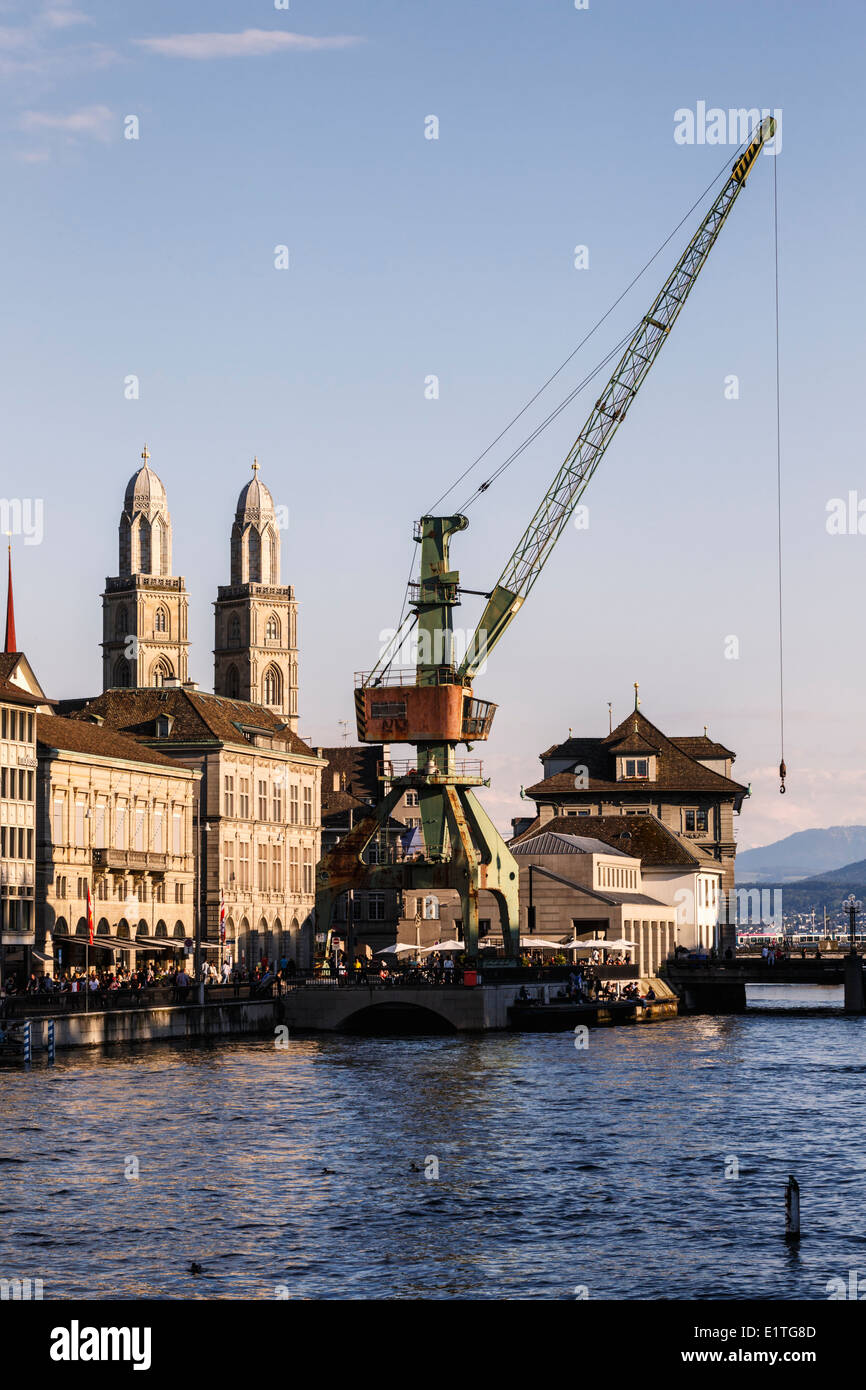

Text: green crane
xmin=316 ymin=116 xmax=776 ymax=965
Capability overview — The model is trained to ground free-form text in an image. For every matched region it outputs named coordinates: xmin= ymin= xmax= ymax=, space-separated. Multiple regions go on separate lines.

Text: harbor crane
xmin=316 ymin=116 xmax=777 ymax=963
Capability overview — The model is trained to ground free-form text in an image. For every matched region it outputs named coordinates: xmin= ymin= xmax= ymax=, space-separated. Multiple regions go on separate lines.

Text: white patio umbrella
xmin=519 ymin=937 xmax=566 ymax=949
xmin=565 ymin=938 xmax=633 ymax=952
xmin=420 ymin=940 xmax=464 ymax=953
xmin=375 ymin=943 xmax=417 ymax=956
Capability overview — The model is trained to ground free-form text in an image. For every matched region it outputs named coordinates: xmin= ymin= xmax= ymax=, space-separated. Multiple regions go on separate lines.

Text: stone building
xmin=0 ymin=649 xmax=51 ymax=983
xmin=213 ymin=461 xmax=298 ymax=729
xmin=36 ymin=714 xmax=199 ymax=972
xmin=509 ymin=830 xmax=679 ymax=976
xmin=66 ymin=687 xmax=324 ymax=970
xmin=101 ymin=448 xmax=190 ymax=690
xmin=511 ymin=814 xmax=723 ymax=954
xmin=522 ymin=698 xmax=747 ymax=952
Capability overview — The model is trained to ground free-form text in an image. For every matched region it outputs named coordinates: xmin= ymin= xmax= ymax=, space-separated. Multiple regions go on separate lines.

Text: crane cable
xmin=425 ymin=134 xmax=754 ymax=518
xmin=774 ymin=154 xmax=786 ymax=795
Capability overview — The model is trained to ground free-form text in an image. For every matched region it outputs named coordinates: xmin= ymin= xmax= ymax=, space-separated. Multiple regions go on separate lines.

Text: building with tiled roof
xmin=62 ymin=686 xmax=326 ymax=970
xmin=36 ymin=714 xmax=200 ymax=974
xmin=510 ymin=813 xmax=723 ymax=953
xmin=523 ymin=699 xmax=749 ymax=952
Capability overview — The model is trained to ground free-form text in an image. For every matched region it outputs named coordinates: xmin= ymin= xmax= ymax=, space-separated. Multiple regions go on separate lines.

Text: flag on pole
xmin=86 ymin=882 xmax=94 ymax=946
xmin=219 ymin=894 xmax=226 ymax=945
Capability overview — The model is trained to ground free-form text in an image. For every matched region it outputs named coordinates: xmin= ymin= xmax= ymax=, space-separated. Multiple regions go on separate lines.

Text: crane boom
xmin=458 ymin=115 xmax=776 ymax=679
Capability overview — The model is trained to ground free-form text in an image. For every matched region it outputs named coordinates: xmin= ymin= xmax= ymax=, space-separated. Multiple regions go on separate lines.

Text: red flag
xmin=219 ymin=895 xmax=226 ymax=944
xmin=86 ymin=883 xmax=94 ymax=945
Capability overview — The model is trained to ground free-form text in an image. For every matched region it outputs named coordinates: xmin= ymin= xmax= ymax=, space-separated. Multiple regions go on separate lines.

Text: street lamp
xmin=842 ymin=895 xmax=861 ymax=955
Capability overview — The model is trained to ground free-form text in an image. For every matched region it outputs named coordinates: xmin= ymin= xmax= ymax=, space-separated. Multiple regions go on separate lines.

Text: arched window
xmin=114 ymin=658 xmax=132 ymax=688
xmin=226 ymin=665 xmax=240 ymax=699
xmin=117 ymin=920 xmax=131 ymax=940
xmin=97 ymin=917 xmax=110 ymax=938
xmin=76 ymin=917 xmax=89 ymax=937
xmin=263 ymin=666 xmax=281 ymax=706
xmin=150 ymin=658 xmax=174 ymax=688
xmin=154 ymin=607 xmax=168 ymax=634
xmin=138 ymin=518 xmax=151 ymax=574
xmin=269 ymin=532 xmax=278 ymax=585
xmin=229 ymin=615 xmax=241 ymax=648
xmin=173 ymin=921 xmax=185 ymax=939
xmin=265 ymin=615 xmax=280 ymax=643
xmin=115 ymin=606 xmax=128 ymax=638
xmin=154 ymin=920 xmax=168 ymax=939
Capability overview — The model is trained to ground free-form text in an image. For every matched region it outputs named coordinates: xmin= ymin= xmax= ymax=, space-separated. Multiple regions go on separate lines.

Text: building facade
xmin=36 ymin=714 xmax=199 ymax=971
xmin=101 ymin=449 xmax=190 ymax=690
xmin=0 ymin=652 xmax=48 ymax=983
xmin=66 ymin=688 xmax=324 ymax=970
xmin=522 ymin=701 xmax=747 ymax=951
xmin=510 ymin=830 xmax=679 ymax=976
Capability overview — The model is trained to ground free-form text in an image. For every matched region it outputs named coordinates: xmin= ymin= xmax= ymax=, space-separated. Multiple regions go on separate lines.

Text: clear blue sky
xmin=2 ymin=0 xmax=864 ymax=850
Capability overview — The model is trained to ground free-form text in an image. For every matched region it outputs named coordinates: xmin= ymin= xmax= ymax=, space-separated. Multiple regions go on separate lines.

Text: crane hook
xmin=779 ymin=759 xmax=787 ymax=795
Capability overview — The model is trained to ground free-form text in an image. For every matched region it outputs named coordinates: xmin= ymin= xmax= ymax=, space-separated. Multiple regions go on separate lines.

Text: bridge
xmin=667 ymin=953 xmax=866 ymax=1014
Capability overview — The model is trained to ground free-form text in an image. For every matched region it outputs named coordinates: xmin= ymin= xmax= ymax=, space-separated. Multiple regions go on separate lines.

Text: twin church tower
xmin=100 ymin=448 xmax=299 ymax=730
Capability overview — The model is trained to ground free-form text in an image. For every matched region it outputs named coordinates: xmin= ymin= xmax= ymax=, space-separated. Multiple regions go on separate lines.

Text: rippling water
xmin=1 ymin=988 xmax=864 ymax=1300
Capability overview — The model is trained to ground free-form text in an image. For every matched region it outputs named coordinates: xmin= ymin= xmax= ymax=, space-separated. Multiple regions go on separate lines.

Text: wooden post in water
xmin=785 ymin=1175 xmax=800 ymax=1241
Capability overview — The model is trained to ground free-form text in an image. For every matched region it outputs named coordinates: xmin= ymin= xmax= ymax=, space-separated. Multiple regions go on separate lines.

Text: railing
xmin=379 ymin=759 xmax=485 ymax=780
xmin=92 ymin=849 xmax=169 ymax=873
xmin=0 ymin=981 xmax=279 ymax=1017
xmin=354 ymin=667 xmax=470 ymax=689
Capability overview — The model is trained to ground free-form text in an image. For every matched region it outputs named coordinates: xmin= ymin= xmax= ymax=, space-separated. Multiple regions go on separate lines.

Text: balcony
xmin=92 ymin=849 xmax=168 ymax=875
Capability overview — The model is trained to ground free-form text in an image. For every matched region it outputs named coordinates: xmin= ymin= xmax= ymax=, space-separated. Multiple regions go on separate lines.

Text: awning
xmin=31 ymin=949 xmax=53 ymax=963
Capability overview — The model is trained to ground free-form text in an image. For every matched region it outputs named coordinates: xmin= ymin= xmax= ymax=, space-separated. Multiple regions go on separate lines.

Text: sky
xmin=1 ymin=0 xmax=864 ymax=852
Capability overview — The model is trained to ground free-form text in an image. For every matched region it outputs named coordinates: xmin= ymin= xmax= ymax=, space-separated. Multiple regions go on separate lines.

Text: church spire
xmin=4 ymin=542 xmax=16 ymax=653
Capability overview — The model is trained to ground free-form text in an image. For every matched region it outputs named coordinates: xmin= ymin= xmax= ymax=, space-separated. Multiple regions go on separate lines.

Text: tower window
xmin=263 ymin=666 xmax=281 ymax=706
xmin=115 ymin=606 xmax=128 ymax=639
xmin=226 ymin=665 xmax=240 ymax=699
xmin=155 ymin=607 xmax=167 ymax=634
xmin=266 ymin=615 xmax=279 ymax=643
xmin=229 ymin=615 xmax=241 ymax=648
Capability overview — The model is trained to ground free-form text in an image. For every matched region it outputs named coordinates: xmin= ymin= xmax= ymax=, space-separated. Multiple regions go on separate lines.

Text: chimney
xmin=538 ymin=803 xmax=556 ymax=825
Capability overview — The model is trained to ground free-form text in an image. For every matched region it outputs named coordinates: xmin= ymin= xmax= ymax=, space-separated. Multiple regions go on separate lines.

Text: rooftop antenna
xmin=608 ymin=701 xmax=612 ymax=733
xmin=338 ymin=719 xmax=350 ymax=746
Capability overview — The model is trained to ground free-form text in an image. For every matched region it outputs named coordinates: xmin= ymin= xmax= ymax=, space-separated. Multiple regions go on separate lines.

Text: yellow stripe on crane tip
xmin=732 ymin=118 xmax=776 ymax=184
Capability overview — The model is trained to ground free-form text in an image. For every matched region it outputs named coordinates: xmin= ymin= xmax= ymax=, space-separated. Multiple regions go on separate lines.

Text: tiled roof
xmin=37 ymin=714 xmax=187 ymax=769
xmin=68 ymin=688 xmax=316 ymax=757
xmin=511 ymin=814 xmax=714 ymax=869
xmin=530 ymin=710 xmax=746 ymax=797
xmin=0 ymin=676 xmax=42 ymax=707
xmin=512 ymin=831 xmax=632 ymax=858
xmin=670 ymin=736 xmax=735 ymax=760
xmin=318 ymin=745 xmax=383 ymax=801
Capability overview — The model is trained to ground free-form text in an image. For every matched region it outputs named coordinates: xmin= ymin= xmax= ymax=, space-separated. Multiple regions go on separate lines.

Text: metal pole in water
xmin=785 ymin=1175 xmax=800 ymax=1240
xmin=22 ymin=1020 xmax=31 ymax=1067
xmin=47 ymin=1019 xmax=55 ymax=1065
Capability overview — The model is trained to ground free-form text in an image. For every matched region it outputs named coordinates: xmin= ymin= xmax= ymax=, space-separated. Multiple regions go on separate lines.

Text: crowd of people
xmin=0 ymin=956 xmax=301 ymax=1007
xmin=516 ymin=965 xmax=656 ymax=1006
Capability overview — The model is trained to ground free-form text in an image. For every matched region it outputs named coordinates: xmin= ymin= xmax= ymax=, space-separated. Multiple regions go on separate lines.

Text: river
xmin=0 ymin=986 xmax=862 ymax=1300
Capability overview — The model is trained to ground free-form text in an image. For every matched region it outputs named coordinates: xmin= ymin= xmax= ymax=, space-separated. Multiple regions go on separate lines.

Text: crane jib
xmin=456 ymin=119 xmax=776 ymax=680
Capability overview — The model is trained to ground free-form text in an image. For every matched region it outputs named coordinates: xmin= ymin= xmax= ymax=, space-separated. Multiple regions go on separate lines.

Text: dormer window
xmin=625 ymin=758 xmax=648 ymax=779
xmin=616 ymin=754 xmax=657 ymax=782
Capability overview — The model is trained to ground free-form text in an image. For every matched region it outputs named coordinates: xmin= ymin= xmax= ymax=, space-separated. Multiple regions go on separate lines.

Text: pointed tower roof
xmin=124 ymin=445 xmax=168 ymax=516
xmin=5 ymin=544 xmax=16 ymax=654
xmin=235 ymin=458 xmax=276 ymax=523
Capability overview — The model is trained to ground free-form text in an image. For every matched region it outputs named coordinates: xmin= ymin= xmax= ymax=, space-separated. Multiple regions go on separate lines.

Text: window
xmin=134 ymin=806 xmax=146 ymax=852
xmin=93 ymin=804 xmax=106 ymax=849
xmin=625 ymin=808 xmax=650 ymax=816
xmin=258 ymin=844 xmax=269 ymax=891
xmin=368 ymin=892 xmax=385 ymax=921
xmin=302 ymin=848 xmax=313 ymax=895
xmin=303 ymin=786 xmax=312 ymax=825
xmin=263 ymin=667 xmax=281 ymax=706
xmin=224 ymin=842 xmax=235 ymax=884
xmin=155 ymin=607 xmax=167 ymax=633
xmin=273 ymin=782 xmax=283 ymax=822
xmin=0 ymin=707 xmax=5 ymax=738
xmin=224 ymin=775 xmax=234 ymax=817
xmin=266 ymin=615 xmax=279 ymax=642
xmin=289 ymin=845 xmax=299 ymax=893
xmin=238 ymin=843 xmax=250 ymax=890
xmin=239 ymin=778 xmax=250 ymax=818
xmin=153 ymin=806 xmax=164 ymax=853
xmin=8 ymin=710 xmax=16 ymax=741
xmin=226 ymin=665 xmax=240 ymax=699
xmin=625 ymin=759 xmax=649 ymax=779
xmin=258 ymin=780 xmax=268 ymax=821
xmin=153 ymin=881 xmax=166 ymax=904
xmin=289 ymin=785 xmax=299 ymax=824
xmin=55 ymin=874 xmax=67 ymax=898
xmin=156 ymin=716 xmax=170 ymax=738
xmin=684 ymin=809 xmax=709 ymax=834
xmin=272 ymin=843 xmax=283 ymax=892
xmin=423 ymin=895 xmax=440 ymax=920
xmin=74 ymin=800 xmax=86 ymax=846
xmin=229 ymin=614 xmax=241 ymax=648
xmin=175 ymin=883 xmax=184 ymax=904
xmin=115 ymin=802 xmax=127 ymax=850
xmin=172 ymin=810 xmax=183 ymax=855
xmin=405 ymin=791 xmax=419 ymax=807
xmin=53 ymin=795 xmax=64 ymax=845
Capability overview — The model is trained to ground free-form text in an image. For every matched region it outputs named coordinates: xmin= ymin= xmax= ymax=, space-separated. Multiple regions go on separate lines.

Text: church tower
xmin=101 ymin=447 xmax=190 ymax=689
xmin=213 ymin=461 xmax=298 ymax=728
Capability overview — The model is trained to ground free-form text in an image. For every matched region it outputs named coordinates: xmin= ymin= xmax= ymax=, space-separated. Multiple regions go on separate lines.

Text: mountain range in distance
xmin=735 ymin=825 xmax=866 ymax=884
